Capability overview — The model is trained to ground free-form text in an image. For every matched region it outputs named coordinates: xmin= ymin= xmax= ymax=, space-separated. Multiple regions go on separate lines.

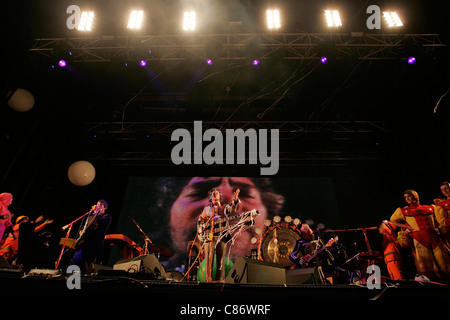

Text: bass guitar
xmin=295 ymin=236 xmax=338 ymax=268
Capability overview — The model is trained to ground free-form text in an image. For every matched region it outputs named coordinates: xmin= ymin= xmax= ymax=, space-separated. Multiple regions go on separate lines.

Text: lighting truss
xmin=29 ymin=33 xmax=445 ymax=63
xmin=83 ymin=121 xmax=390 ymax=167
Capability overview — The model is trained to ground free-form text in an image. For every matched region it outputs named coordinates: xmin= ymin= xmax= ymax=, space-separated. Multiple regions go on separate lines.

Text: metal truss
xmin=83 ymin=120 xmax=389 ymax=166
xmin=85 ymin=120 xmax=389 ymax=139
xmin=29 ymin=33 xmax=445 ymax=63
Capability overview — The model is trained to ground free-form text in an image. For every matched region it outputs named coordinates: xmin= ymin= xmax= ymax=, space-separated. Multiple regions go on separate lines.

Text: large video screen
xmin=111 ymin=176 xmax=342 ymax=271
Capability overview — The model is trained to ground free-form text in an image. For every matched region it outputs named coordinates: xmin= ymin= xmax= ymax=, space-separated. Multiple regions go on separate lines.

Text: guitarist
xmin=289 ymin=224 xmax=336 ymax=276
xmin=199 ymin=188 xmax=240 ymax=281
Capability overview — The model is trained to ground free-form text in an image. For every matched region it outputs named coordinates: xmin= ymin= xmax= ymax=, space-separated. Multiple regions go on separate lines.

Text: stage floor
xmin=1 ymin=268 xmax=449 ymax=306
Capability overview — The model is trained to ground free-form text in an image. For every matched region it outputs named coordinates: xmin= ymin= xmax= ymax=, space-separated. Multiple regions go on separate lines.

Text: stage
xmin=2 ymin=267 xmax=449 ymax=305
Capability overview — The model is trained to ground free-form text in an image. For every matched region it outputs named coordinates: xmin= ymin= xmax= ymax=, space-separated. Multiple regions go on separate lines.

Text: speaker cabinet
xmin=113 ymin=254 xmax=167 ymax=278
xmin=285 ymin=266 xmax=325 ymax=284
xmin=225 ymin=257 xmax=286 ymax=285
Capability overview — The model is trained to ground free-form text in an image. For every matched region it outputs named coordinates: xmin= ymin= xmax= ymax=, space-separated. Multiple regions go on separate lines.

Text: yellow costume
xmin=390 ymin=202 xmax=450 ymax=283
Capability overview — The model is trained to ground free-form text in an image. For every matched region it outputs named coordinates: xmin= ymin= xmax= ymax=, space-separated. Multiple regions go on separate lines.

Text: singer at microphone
xmin=61 ymin=204 xmax=97 ymax=231
xmin=69 ymin=200 xmax=112 ymax=273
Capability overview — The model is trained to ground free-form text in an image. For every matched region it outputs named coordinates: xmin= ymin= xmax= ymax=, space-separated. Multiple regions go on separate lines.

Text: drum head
xmin=261 ymin=225 xmax=301 ymax=268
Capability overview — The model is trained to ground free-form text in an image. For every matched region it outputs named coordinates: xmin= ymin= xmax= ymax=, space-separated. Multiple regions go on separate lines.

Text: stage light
xmin=252 ymin=59 xmax=260 ymax=66
xmin=77 ymin=11 xmax=94 ymax=31
xmin=321 ymin=56 xmax=327 ymax=63
xmin=183 ymin=11 xmax=196 ymax=31
xmin=325 ymin=10 xmax=342 ymax=27
xmin=140 ymin=60 xmax=147 ymax=67
xmin=293 ymin=218 xmax=301 ymax=226
xmin=128 ymin=10 xmax=144 ymax=29
xmin=266 ymin=9 xmax=281 ymax=30
xmin=58 ymin=60 xmax=67 ymax=67
xmin=273 ymin=215 xmax=281 ymax=223
xmin=407 ymin=56 xmax=416 ymax=64
xmin=383 ymin=11 xmax=403 ymax=27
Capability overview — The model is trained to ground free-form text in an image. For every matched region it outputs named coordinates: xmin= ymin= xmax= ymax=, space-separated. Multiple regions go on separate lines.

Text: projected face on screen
xmin=115 ymin=176 xmax=340 ymax=271
xmin=167 ymin=177 xmax=286 ymax=266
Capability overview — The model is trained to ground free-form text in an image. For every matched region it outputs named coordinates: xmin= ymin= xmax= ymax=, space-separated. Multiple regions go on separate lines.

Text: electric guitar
xmin=295 ymin=236 xmax=339 ymax=268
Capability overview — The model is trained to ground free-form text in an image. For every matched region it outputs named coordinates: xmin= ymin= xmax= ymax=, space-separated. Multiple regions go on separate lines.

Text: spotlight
xmin=266 ymin=9 xmax=281 ymax=30
xmin=325 ymin=10 xmax=342 ymax=27
xmin=183 ymin=11 xmax=196 ymax=31
xmin=128 ymin=10 xmax=144 ymax=29
xmin=140 ymin=60 xmax=147 ymax=67
xmin=383 ymin=12 xmax=403 ymax=27
xmin=206 ymin=59 xmax=213 ymax=65
xmin=407 ymin=56 xmax=416 ymax=64
xmin=252 ymin=59 xmax=260 ymax=66
xmin=320 ymin=56 xmax=328 ymax=63
xmin=77 ymin=11 xmax=94 ymax=31
xmin=58 ymin=60 xmax=67 ymax=67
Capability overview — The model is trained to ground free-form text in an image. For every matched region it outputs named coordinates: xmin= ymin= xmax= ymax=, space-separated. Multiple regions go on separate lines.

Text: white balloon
xmin=7 ymin=88 xmax=35 ymax=112
xmin=67 ymin=160 xmax=96 ymax=186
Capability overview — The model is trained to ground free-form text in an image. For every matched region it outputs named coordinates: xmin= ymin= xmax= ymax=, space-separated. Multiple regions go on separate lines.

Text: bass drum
xmin=260 ymin=225 xmax=302 ymax=268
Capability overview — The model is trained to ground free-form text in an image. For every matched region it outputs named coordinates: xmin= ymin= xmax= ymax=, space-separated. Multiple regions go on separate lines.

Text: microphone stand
xmin=55 ymin=209 xmax=94 ymax=270
xmin=129 ymin=217 xmax=153 ymax=255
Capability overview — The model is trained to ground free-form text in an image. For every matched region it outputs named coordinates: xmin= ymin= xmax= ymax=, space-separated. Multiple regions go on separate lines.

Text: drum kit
xmin=255 ymin=216 xmax=382 ymax=283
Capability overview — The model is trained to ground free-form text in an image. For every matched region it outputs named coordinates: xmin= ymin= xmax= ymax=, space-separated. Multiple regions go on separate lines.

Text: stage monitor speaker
xmin=225 ymin=257 xmax=286 ymax=285
xmin=113 ymin=254 xmax=167 ymax=278
xmin=285 ymin=266 xmax=325 ymax=285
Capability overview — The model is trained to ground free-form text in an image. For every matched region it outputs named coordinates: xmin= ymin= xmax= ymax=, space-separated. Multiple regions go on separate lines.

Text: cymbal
xmin=148 ymin=243 xmax=174 ymax=257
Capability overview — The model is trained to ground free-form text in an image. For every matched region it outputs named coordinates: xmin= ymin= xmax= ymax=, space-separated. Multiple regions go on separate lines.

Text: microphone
xmin=61 ymin=223 xmax=71 ymax=231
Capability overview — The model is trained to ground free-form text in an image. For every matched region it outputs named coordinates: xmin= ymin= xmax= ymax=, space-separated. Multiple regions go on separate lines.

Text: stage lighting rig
xmin=324 ymin=10 xmax=342 ymax=27
xmin=383 ymin=11 xmax=403 ymax=27
xmin=266 ymin=9 xmax=281 ymax=30
xmin=183 ymin=11 xmax=196 ymax=31
xmin=128 ymin=10 xmax=144 ymax=30
xmin=77 ymin=11 xmax=94 ymax=31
